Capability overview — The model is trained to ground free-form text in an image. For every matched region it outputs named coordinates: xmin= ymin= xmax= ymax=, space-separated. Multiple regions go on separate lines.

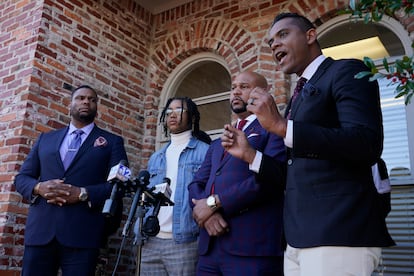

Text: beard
xmin=70 ymin=109 xmax=97 ymax=124
xmin=230 ymin=97 xmax=248 ymax=114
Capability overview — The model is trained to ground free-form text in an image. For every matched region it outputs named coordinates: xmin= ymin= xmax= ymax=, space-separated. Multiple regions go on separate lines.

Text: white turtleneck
xmin=157 ymin=129 xmax=192 ymax=239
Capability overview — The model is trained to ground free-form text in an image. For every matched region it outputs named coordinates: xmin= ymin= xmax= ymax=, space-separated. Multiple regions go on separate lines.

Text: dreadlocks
xmin=160 ymin=96 xmax=201 ymax=138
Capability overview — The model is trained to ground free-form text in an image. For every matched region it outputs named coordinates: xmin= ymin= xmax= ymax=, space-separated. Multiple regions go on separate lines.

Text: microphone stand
xmin=111 ymin=186 xmax=144 ymax=276
xmin=134 ymin=193 xmax=147 ymax=276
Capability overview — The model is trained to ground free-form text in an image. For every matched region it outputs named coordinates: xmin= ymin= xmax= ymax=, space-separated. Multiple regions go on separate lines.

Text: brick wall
xmin=0 ymin=0 xmax=152 ymax=274
xmin=1 ymin=0 xmax=412 ymax=275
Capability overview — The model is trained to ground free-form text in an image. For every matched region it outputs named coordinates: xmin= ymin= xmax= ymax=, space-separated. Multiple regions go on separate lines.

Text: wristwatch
xmin=79 ymin=187 xmax=88 ymax=201
xmin=206 ymin=194 xmax=218 ymax=211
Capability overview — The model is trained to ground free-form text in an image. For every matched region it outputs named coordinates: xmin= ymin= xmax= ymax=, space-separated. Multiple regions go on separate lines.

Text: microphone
xmin=142 ymin=177 xmax=174 ymax=237
xmin=102 ymin=160 xmax=131 ymax=217
xmin=152 ymin=178 xmax=174 ymax=206
xmin=122 ymin=170 xmax=150 ymax=237
xmin=153 ymin=178 xmax=172 ymax=201
xmin=107 ymin=160 xmax=131 ymax=182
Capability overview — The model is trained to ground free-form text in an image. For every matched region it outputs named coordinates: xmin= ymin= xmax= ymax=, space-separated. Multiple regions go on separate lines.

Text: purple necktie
xmin=63 ymin=129 xmax=84 ymax=170
xmin=287 ymin=77 xmax=307 ymax=119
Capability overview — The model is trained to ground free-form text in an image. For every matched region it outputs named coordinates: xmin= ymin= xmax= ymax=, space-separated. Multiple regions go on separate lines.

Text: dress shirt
xmin=59 ymin=122 xmax=94 ymax=161
xmin=251 ymin=55 xmax=326 ymax=171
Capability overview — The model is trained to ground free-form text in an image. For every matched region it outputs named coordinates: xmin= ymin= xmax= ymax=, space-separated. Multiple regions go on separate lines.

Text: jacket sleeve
xmin=14 ymin=133 xmax=43 ymax=201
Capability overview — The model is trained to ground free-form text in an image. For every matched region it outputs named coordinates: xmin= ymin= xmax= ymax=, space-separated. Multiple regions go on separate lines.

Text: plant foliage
xmin=343 ymin=0 xmax=414 ymax=104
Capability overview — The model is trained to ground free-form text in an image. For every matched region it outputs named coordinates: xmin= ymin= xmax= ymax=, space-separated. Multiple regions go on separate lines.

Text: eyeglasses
xmin=165 ymin=108 xmax=187 ymax=116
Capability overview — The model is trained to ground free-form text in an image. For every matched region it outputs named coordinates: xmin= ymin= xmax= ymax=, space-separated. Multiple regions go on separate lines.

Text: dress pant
xmin=22 ymin=238 xmax=99 ymax=276
xmin=284 ymin=244 xmax=381 ymax=276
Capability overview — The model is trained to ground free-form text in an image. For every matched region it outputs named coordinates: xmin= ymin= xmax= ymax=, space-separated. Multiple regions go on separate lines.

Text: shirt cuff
xmin=284 ymin=119 xmax=293 ymax=148
xmin=249 ymin=151 xmax=262 ymax=173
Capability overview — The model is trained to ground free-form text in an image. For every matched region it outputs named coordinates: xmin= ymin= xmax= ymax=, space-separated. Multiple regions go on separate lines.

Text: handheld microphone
xmin=107 ymin=160 xmax=131 ymax=182
xmin=103 ymin=160 xmax=130 ymax=217
xmin=122 ymin=170 xmax=150 ymax=237
xmin=142 ymin=177 xmax=174 ymax=237
xmin=153 ymin=178 xmax=172 ymax=201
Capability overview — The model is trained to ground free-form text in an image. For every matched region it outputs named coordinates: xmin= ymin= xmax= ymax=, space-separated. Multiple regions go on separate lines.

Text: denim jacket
xmin=145 ymin=136 xmax=209 ymax=243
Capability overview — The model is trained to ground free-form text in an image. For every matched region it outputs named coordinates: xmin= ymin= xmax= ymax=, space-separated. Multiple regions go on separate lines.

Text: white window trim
xmin=157 ymin=53 xmax=231 ymax=148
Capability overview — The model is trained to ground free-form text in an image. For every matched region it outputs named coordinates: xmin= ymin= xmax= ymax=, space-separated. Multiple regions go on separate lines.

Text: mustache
xmin=231 ymin=96 xmax=248 ymax=107
xmin=230 ymin=97 xmax=248 ymax=114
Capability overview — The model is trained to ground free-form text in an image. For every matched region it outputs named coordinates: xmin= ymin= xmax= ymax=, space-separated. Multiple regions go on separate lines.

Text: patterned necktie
xmin=237 ymin=119 xmax=248 ymax=130
xmin=63 ymin=129 xmax=84 ymax=170
xmin=287 ymin=77 xmax=307 ymax=119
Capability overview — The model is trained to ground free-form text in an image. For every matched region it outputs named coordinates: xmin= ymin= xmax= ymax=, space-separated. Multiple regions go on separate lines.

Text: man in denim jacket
xmin=136 ymin=97 xmax=210 ymax=275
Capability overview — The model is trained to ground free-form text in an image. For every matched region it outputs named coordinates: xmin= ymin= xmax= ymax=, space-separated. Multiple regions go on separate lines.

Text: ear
xmin=306 ymin=28 xmax=317 ymax=45
xmin=266 ymin=84 xmax=271 ymax=92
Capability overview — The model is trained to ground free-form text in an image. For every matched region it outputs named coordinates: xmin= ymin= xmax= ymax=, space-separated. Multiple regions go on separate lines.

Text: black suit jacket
xmin=263 ymin=57 xmax=394 ymax=248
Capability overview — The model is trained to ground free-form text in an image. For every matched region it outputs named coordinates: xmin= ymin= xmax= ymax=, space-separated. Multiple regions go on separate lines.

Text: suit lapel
xmin=219 ymin=119 xmax=259 ymax=166
xmin=56 ymin=127 xmax=69 ymax=169
xmin=290 ymin=57 xmax=334 ymax=117
xmin=65 ymin=125 xmax=100 ymax=170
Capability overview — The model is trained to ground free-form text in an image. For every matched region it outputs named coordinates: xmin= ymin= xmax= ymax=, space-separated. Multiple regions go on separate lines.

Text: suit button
xmin=287 ymin=159 xmax=292 ymax=165
xmin=216 ymin=171 xmax=221 ymax=176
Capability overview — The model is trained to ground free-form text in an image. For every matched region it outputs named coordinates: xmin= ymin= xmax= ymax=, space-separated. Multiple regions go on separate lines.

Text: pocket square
xmin=247 ymin=133 xmax=259 ymax=138
xmin=302 ymin=82 xmax=319 ymax=97
xmin=94 ymin=136 xmax=108 ymax=147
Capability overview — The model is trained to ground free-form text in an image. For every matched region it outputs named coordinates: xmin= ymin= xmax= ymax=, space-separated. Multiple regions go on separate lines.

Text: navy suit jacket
xmin=189 ymin=119 xmax=286 ymax=256
xmin=269 ymin=57 xmax=394 ymax=248
xmin=15 ymin=125 xmax=128 ymax=248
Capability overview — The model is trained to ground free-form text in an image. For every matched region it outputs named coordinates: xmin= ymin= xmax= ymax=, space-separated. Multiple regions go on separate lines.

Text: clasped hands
xmin=34 ymin=179 xmax=81 ymax=206
xmin=192 ymin=198 xmax=229 ymax=237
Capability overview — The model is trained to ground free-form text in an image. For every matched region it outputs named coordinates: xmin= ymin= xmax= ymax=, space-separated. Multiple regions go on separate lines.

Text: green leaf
xmin=363 ymin=56 xmax=375 ymax=69
xmin=349 ymin=0 xmax=356 ymax=10
xmin=369 ymin=73 xmax=384 ymax=81
xmin=406 ymin=92 xmax=413 ymax=105
xmin=396 ymin=91 xmax=405 ymax=98
xmin=355 ymin=71 xmax=373 ymax=79
xmin=383 ymin=57 xmax=389 ymax=71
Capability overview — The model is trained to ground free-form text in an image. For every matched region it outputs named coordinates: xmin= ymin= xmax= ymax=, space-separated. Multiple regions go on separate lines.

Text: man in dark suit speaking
xmin=14 ymin=85 xmax=128 ymax=275
xmin=222 ymin=13 xmax=395 ymax=276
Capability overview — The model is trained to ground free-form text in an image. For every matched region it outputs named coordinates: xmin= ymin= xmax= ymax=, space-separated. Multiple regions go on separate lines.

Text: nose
xmin=269 ymin=39 xmax=280 ymax=50
xmin=232 ymin=85 xmax=242 ymax=95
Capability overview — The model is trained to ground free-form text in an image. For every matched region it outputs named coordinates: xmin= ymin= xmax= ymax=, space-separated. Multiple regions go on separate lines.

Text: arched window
xmin=318 ymin=15 xmax=414 ymax=179
xmin=158 ymin=53 xmax=232 ymax=147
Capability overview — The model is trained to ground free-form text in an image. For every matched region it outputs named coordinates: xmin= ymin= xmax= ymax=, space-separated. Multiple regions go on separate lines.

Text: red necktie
xmin=287 ymin=77 xmax=307 ymax=119
xmin=237 ymin=119 xmax=248 ymax=130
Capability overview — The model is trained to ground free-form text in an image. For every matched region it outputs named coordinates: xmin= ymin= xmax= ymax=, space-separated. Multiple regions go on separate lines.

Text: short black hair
xmin=272 ymin=12 xmax=315 ymax=32
xmin=71 ymin=85 xmax=98 ymax=99
xmin=160 ymin=96 xmax=202 ymax=138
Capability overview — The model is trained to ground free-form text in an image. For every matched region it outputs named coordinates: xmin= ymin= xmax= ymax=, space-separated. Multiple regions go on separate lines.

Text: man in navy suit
xmin=14 ymin=85 xmax=128 ymax=276
xmin=222 ymin=13 xmax=395 ymax=276
xmin=189 ymin=71 xmax=286 ymax=275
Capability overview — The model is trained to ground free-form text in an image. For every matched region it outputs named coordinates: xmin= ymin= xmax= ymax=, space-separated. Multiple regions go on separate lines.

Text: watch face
xmin=207 ymin=195 xmax=215 ymax=206
xmin=79 ymin=188 xmax=88 ymax=201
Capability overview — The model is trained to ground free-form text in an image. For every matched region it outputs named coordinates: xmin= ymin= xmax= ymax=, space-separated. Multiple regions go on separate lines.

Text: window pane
xmin=198 ymin=100 xmax=231 ymax=132
xmin=378 ymin=78 xmax=410 ymax=173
